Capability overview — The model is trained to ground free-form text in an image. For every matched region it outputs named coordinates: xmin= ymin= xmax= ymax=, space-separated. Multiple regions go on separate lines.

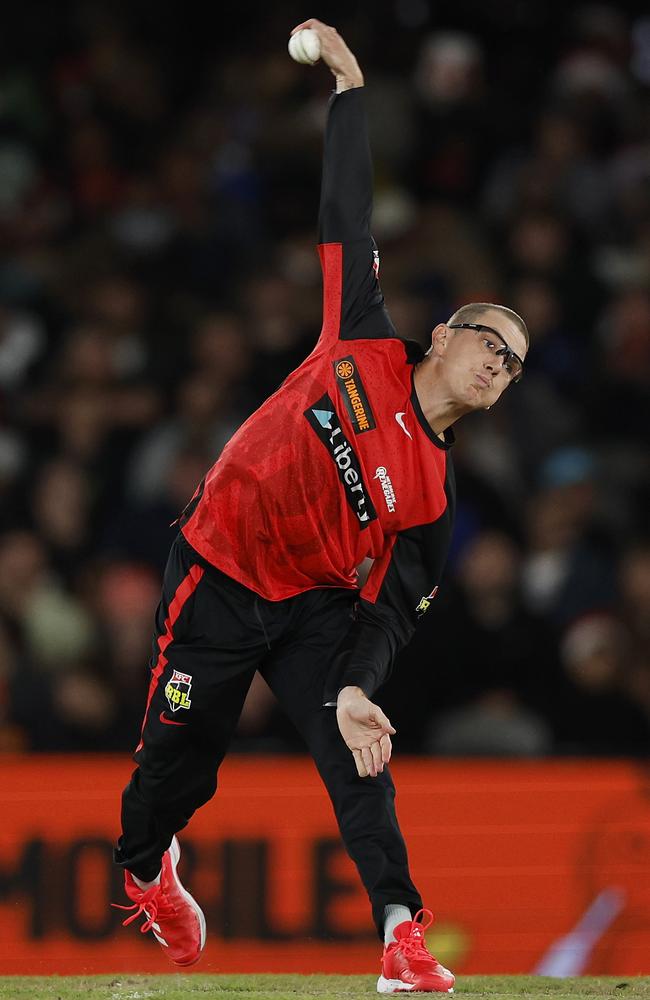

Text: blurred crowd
xmin=0 ymin=1 xmax=648 ymax=755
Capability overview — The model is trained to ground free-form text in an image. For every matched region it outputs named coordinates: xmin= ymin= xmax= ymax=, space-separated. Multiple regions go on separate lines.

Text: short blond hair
xmin=447 ymin=302 xmax=529 ymax=349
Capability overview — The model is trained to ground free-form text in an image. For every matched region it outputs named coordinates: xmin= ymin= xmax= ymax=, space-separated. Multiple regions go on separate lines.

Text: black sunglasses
xmin=447 ymin=323 xmax=524 ymax=382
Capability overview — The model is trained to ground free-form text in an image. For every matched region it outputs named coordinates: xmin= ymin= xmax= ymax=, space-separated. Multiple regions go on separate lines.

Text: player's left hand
xmin=336 ymin=686 xmax=396 ymax=778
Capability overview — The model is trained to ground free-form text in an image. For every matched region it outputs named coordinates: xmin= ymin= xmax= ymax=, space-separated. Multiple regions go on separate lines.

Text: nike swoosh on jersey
xmin=159 ymin=711 xmax=188 ymax=727
xmin=395 ymin=411 xmax=412 ymax=440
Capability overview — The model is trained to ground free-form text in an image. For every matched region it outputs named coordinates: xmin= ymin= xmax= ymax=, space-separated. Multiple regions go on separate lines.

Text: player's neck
xmin=413 ymin=359 xmax=472 ymax=437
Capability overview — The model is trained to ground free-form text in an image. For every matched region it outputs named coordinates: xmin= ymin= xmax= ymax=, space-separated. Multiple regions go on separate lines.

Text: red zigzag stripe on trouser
xmin=135 ymin=563 xmax=205 ymax=753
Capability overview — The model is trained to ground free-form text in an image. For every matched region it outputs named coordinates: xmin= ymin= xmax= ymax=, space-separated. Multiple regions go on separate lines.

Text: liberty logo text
xmin=305 ymin=394 xmax=377 ymax=528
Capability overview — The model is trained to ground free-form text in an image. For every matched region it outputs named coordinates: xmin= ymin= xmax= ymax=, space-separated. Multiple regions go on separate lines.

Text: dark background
xmin=0 ymin=0 xmax=648 ymax=756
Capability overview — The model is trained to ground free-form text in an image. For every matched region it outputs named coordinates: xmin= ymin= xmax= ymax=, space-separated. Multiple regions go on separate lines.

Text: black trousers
xmin=114 ymin=533 xmax=422 ymax=937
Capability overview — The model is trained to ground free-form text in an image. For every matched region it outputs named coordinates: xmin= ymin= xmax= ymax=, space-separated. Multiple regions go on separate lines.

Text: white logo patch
xmin=165 ymin=669 xmax=192 ymax=712
xmin=374 ymin=466 xmax=397 ymax=513
xmin=395 ymin=411 xmax=412 ymax=440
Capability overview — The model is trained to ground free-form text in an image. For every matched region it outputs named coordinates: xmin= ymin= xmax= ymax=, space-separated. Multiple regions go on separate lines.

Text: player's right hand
xmin=290 ymin=19 xmax=364 ymax=92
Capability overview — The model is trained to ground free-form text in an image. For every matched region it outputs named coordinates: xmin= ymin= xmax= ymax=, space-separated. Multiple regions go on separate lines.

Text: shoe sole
xmin=377 ymin=976 xmax=454 ymax=994
xmin=167 ymin=835 xmax=207 ymax=966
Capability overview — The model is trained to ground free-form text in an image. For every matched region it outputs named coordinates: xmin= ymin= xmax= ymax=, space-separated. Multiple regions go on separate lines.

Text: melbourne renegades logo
xmin=165 ymin=669 xmax=192 ymax=712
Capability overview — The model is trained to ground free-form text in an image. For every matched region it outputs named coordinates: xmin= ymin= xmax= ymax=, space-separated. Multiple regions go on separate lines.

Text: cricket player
xmin=114 ymin=18 xmax=527 ymax=994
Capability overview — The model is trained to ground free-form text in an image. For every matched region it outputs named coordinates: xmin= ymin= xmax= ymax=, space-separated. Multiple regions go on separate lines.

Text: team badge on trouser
xmin=165 ymin=670 xmax=193 ymax=712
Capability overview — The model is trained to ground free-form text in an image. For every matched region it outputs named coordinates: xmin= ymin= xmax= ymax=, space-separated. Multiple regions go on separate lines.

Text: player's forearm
xmin=318 ymin=88 xmax=373 ymax=244
xmin=337 ymin=617 xmax=402 ymax=697
xmin=336 ymin=685 xmax=367 ymax=707
xmin=335 ymin=67 xmax=364 ymax=92
xmin=322 ymin=570 xmax=419 ymax=701
xmin=321 ymin=610 xmax=397 ymax=706
xmin=331 ymin=37 xmax=363 ymax=93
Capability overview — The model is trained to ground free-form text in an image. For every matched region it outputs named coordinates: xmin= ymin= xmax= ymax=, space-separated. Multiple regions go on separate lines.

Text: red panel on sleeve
xmin=318 ymin=242 xmax=343 ymax=345
xmin=361 ymin=535 xmax=397 ymax=604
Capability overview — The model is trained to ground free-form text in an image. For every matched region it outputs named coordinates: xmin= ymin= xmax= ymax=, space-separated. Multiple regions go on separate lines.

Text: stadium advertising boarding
xmin=0 ymin=756 xmax=649 ymax=975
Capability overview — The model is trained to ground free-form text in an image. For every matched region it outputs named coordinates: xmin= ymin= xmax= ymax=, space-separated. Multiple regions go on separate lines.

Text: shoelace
xmin=399 ymin=907 xmax=436 ymax=961
xmin=112 ymin=884 xmax=176 ymax=934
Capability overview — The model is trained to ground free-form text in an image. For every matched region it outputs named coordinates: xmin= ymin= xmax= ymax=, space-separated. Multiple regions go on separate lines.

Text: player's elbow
xmin=318 ymin=202 xmax=347 ymax=242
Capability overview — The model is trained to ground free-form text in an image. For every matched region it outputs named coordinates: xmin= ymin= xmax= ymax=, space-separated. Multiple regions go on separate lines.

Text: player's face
xmin=442 ymin=313 xmax=528 ymax=409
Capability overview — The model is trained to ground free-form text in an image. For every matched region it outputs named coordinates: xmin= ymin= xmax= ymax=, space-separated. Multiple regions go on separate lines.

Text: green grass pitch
xmin=0 ymin=976 xmax=649 ymax=1000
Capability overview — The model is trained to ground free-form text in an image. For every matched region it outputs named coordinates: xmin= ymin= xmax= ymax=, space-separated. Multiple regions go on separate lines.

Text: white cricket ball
xmin=288 ymin=28 xmax=321 ymax=66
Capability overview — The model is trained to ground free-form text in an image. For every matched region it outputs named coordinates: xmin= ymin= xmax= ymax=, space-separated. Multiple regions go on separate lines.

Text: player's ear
xmin=429 ymin=323 xmax=449 ymax=357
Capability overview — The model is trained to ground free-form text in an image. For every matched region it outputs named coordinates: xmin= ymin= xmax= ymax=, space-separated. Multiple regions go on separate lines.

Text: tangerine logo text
xmin=333 ymin=355 xmax=376 ymax=435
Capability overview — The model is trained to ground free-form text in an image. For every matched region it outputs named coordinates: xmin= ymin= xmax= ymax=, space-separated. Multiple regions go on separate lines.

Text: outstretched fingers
xmin=358 ymin=737 xmax=390 ymax=778
xmin=380 ymin=731 xmax=393 ymax=764
xmin=353 ymin=748 xmax=369 ymax=778
xmin=369 ymin=706 xmax=397 ymax=737
xmin=290 ymin=19 xmax=333 ymax=36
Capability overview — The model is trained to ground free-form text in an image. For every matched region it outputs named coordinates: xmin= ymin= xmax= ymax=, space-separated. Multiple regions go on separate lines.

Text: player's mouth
xmin=473 ymin=372 xmax=491 ymax=389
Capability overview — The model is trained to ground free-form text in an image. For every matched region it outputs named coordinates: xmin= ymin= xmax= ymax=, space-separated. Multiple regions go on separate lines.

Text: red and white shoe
xmin=378 ymin=908 xmax=455 ymax=993
xmin=114 ymin=836 xmax=206 ymax=966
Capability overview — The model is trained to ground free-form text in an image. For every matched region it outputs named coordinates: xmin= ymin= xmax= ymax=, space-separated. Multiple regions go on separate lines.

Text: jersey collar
xmin=410 ymin=368 xmax=455 ymax=450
